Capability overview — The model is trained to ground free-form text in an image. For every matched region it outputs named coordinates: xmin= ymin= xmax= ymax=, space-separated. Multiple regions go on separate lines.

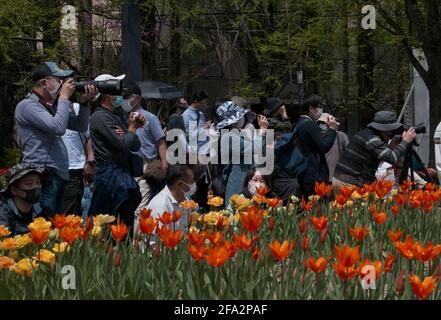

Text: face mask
xmin=313 ymin=108 xmax=323 ymax=121
xmin=18 ymin=187 xmax=41 ymax=204
xmin=181 ymin=181 xmax=197 ymax=197
xmin=112 ymin=96 xmax=124 ymax=108
xmin=248 ymin=181 xmax=264 ymax=196
xmin=47 ymin=80 xmax=62 ymax=101
xmin=121 ymin=99 xmax=133 ymax=113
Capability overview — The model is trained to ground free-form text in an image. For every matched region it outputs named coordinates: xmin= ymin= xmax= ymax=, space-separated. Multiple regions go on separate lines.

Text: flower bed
xmin=0 ymin=181 xmax=440 ymax=299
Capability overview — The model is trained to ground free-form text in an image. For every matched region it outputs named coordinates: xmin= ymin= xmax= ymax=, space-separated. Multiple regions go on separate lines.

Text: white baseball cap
xmin=93 ymin=74 xmax=125 ymax=101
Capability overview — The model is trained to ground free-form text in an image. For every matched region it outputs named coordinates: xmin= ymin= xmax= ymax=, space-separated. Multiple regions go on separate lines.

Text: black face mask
xmin=17 ymin=187 xmax=41 ymax=204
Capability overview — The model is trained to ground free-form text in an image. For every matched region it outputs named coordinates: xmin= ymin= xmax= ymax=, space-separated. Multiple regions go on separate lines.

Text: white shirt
xmin=61 ymin=103 xmax=89 ymax=170
xmin=147 ymin=185 xmax=189 ymax=232
xmin=434 ymin=122 xmax=441 ymax=182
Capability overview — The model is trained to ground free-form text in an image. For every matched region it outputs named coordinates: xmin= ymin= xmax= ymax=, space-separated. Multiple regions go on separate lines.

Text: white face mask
xmin=47 ymin=80 xmax=62 ymax=101
xmin=312 ymin=108 xmax=323 ymax=121
xmin=182 ymin=181 xmax=197 ymax=197
xmin=248 ymin=181 xmax=264 ymax=196
xmin=122 ymin=99 xmax=134 ymax=113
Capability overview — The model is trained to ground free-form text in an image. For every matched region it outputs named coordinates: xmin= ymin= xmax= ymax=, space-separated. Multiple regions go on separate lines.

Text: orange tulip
xmin=140 ymin=208 xmax=152 ymax=219
xmin=301 ymin=235 xmax=309 ymax=252
xmin=256 ymin=186 xmax=270 ymax=196
xmin=334 ymin=245 xmax=361 ymax=268
xmin=400 ymin=180 xmax=413 ymax=192
xmin=139 ymin=216 xmax=156 ymax=235
xmin=268 ymin=240 xmax=294 ymax=261
xmin=335 ymin=194 xmax=348 ymax=206
xmin=60 ymin=227 xmax=79 ymax=246
xmin=300 ymin=199 xmax=313 ymax=212
xmin=234 ymin=233 xmax=253 ymax=250
xmin=374 ymin=180 xmax=393 ymax=199
xmin=30 ymin=228 xmax=50 ymax=245
xmin=240 ymin=207 xmax=263 ymax=233
xmin=339 ymin=186 xmax=356 ymax=199
xmin=158 ymin=228 xmax=181 ymax=248
xmin=305 ymin=256 xmax=329 ymax=273
xmin=158 ymin=211 xmax=173 ymax=225
xmin=268 ymin=217 xmax=275 ymax=231
xmin=310 ymin=216 xmax=328 ymax=232
xmin=359 ymin=258 xmax=382 ymax=279
xmin=394 ymin=236 xmax=416 ymax=260
xmin=205 ymin=246 xmax=229 ymax=268
xmin=373 ymin=212 xmax=388 ymax=225
xmin=412 ymin=241 xmax=441 ymax=262
xmin=251 ymin=245 xmax=264 ymax=261
xmin=49 ymin=214 xmax=66 ymax=229
xmin=368 ymin=204 xmax=378 ymax=215
xmin=187 ymin=230 xmax=207 ymax=246
xmin=393 ymin=194 xmax=408 ymax=207
xmin=383 ymin=254 xmax=396 ymax=272
xmin=172 ymin=211 xmax=182 ymax=222
xmin=179 ymin=200 xmax=199 ymax=210
xmin=188 ymin=245 xmax=208 ymax=261
xmin=320 ymin=228 xmax=328 ymax=244
xmin=223 ymin=240 xmax=239 ymax=258
xmin=298 ymin=219 xmax=308 ymax=234
xmin=314 ymin=182 xmax=332 ymax=198
xmin=332 ymin=262 xmax=359 ymax=281
xmin=387 ymin=230 xmax=403 ymax=242
xmin=396 ymin=270 xmax=405 ymax=295
xmin=390 ymin=205 xmax=399 ymax=215
xmin=207 ymin=231 xmax=223 ymax=245
xmin=110 ymin=223 xmax=129 ymax=242
xmin=265 ymin=198 xmax=281 ymax=208
xmin=349 ymin=226 xmax=369 ymax=241
xmin=408 ymin=275 xmax=439 ymax=300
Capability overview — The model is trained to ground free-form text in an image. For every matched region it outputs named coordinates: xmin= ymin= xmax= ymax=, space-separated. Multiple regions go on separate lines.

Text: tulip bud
xmin=396 ymin=271 xmax=405 ymax=295
xmin=216 ymin=217 xmax=224 ymax=231
xmin=299 ymin=219 xmax=308 ymax=234
xmin=268 ymin=217 xmax=275 ymax=231
xmin=302 ymin=235 xmax=309 ymax=252
xmin=154 ymin=242 xmax=161 ymax=257
xmin=320 ymin=228 xmax=327 ymax=244
xmin=114 ymin=253 xmax=122 ymax=267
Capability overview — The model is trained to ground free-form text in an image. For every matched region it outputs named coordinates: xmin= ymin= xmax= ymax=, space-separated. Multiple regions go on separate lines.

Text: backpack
xmin=274 ymin=119 xmax=310 ymax=177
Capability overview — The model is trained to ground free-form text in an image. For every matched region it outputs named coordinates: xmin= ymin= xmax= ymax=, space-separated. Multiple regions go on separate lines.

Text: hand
xmin=129 ymin=112 xmax=146 ymax=130
xmin=83 ymin=162 xmax=95 ymax=185
xmin=257 ymin=115 xmax=268 ymax=131
xmin=327 ymin=116 xmax=340 ymax=130
xmin=115 ymin=126 xmax=125 ymax=136
xmin=204 ymin=120 xmax=212 ymax=129
xmin=279 ymin=105 xmax=288 ymax=119
xmin=59 ymin=78 xmax=76 ymax=101
xmin=402 ymin=127 xmax=417 ymax=143
xmin=79 ymin=84 xmax=99 ymax=104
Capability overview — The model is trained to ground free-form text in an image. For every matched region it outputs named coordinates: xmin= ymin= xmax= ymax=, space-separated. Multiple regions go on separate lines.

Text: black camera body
xmin=75 ymin=79 xmax=123 ymax=96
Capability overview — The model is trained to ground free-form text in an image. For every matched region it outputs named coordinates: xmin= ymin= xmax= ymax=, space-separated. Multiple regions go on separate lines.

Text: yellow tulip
xmin=11 ymin=258 xmax=39 ymax=277
xmin=93 ymin=214 xmax=116 ymax=227
xmin=33 ymin=249 xmax=55 ymax=265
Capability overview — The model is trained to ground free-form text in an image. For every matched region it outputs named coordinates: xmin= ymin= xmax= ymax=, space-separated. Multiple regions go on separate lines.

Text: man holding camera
xmin=15 ymin=61 xmax=97 ymax=217
xmin=88 ymin=74 xmax=146 ymax=232
xmin=333 ymin=111 xmax=416 ymax=191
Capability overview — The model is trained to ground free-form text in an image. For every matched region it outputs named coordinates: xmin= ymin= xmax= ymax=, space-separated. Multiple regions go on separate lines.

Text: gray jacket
xmin=0 ymin=199 xmax=43 ymax=236
xmin=15 ymin=93 xmax=90 ymax=180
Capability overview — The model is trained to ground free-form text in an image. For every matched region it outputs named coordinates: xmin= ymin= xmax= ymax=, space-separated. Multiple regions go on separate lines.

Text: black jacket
xmin=296 ymin=116 xmax=337 ymax=183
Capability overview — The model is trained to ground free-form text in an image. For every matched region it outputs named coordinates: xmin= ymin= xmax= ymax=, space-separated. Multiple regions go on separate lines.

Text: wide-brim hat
xmin=264 ymin=97 xmax=285 ymax=116
xmin=216 ymin=101 xmax=248 ymax=130
xmin=0 ymin=163 xmax=45 ymax=195
xmin=368 ymin=111 xmax=403 ymax=132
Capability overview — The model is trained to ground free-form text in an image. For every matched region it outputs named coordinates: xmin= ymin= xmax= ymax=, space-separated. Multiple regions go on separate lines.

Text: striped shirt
xmin=334 ymin=128 xmax=409 ymax=186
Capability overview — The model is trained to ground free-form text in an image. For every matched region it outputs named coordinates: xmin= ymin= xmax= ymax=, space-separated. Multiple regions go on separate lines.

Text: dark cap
xmin=123 ymin=81 xmax=142 ymax=97
xmin=0 ymin=163 xmax=45 ymax=196
xmin=32 ymin=61 xmax=74 ymax=83
xmin=265 ymin=97 xmax=285 ymax=115
xmin=192 ymin=91 xmax=208 ymax=102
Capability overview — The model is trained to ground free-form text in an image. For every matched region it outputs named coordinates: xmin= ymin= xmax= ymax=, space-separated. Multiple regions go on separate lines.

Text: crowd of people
xmin=1 ymin=60 xmax=438 ymax=239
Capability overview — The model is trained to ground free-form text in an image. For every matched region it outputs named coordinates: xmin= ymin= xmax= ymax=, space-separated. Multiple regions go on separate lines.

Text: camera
xmin=75 ymin=79 xmax=123 ymax=96
xmin=405 ymin=124 xmax=426 ymax=135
